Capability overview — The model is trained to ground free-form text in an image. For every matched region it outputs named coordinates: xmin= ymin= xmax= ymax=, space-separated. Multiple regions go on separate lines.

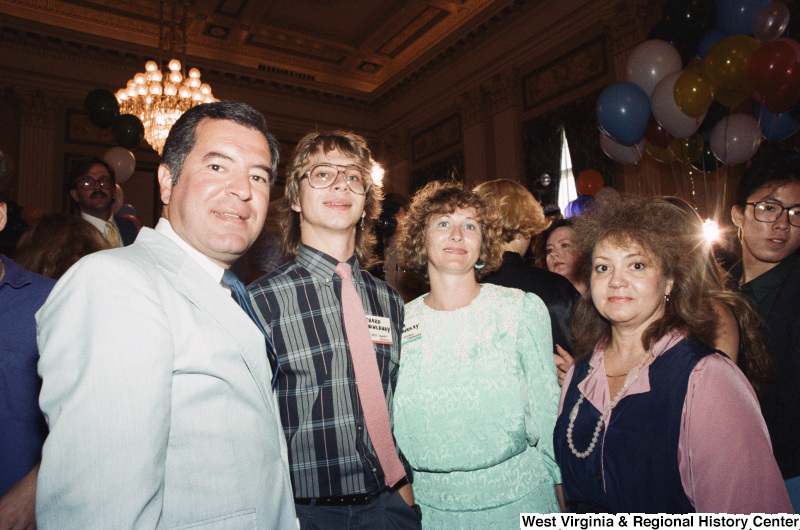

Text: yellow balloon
xmin=702 ymin=36 xmax=760 ymax=91
xmin=646 ymin=141 xmax=676 ymax=163
xmin=674 ymin=68 xmax=714 ymax=118
xmin=714 ymin=81 xmax=753 ymax=108
xmin=668 ymin=134 xmax=704 ymax=163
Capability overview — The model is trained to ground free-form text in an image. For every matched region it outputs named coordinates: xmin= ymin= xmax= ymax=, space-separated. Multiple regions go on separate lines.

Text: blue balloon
xmin=697 ymin=29 xmax=725 ymax=59
xmin=596 ymin=82 xmax=651 ymax=146
xmin=716 ymin=0 xmax=770 ymax=36
xmin=755 ymin=104 xmax=800 ymax=141
xmin=565 ymin=195 xmax=596 ymax=218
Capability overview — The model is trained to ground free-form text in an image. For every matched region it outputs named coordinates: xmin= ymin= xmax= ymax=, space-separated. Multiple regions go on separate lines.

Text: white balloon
xmin=103 ymin=147 xmax=136 ymax=184
xmin=710 ymin=114 xmax=762 ymax=165
xmin=600 ymin=132 xmax=645 ymax=164
xmin=112 ymin=184 xmax=124 ymax=214
xmin=651 ymin=72 xmax=706 ymax=139
xmin=625 ymin=40 xmax=683 ymax=98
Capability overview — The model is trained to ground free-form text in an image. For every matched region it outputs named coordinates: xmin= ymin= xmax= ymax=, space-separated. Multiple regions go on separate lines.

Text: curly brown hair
xmin=473 ymin=179 xmax=550 ymax=243
xmin=569 ymin=194 xmax=719 ymax=364
xmin=14 ymin=214 xmax=112 ymax=280
xmin=279 ymin=130 xmax=383 ymax=269
xmin=662 ymin=196 xmax=773 ymax=396
xmin=397 ymin=180 xmax=503 ymax=281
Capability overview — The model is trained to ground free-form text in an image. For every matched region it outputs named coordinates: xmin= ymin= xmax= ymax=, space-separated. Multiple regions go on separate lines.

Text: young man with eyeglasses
xmin=249 ymin=131 xmax=421 ymax=529
xmin=68 ymin=157 xmax=137 ymax=247
xmin=730 ymin=148 xmax=800 ymax=510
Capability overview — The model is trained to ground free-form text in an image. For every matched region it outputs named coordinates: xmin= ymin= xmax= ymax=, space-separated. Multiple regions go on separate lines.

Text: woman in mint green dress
xmin=394 ymin=181 xmax=563 ymax=528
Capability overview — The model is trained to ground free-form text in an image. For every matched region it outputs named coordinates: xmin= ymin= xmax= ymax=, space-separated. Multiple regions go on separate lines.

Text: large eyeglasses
xmin=303 ymin=163 xmax=369 ymax=195
xmin=77 ymin=176 xmax=113 ymax=190
xmin=748 ymin=201 xmax=800 ymax=227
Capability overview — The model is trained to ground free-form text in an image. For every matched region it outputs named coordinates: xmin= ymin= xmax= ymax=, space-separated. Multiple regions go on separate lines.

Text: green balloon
xmin=84 ymin=89 xmax=119 ymax=129
xmin=113 ymin=114 xmax=145 ymax=148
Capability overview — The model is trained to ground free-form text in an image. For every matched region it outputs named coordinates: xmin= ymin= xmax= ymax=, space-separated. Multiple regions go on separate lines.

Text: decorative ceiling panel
xmin=0 ymin=0 xmax=520 ymax=97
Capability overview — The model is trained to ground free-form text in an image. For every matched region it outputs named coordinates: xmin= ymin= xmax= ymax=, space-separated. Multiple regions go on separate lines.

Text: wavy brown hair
xmin=662 ymin=196 xmax=773 ymax=396
xmin=397 ymin=180 xmax=503 ymax=281
xmin=473 ymin=179 xmax=550 ymax=243
xmin=570 ymin=195 xmax=718 ymax=365
xmin=14 ymin=214 xmax=112 ymax=280
xmin=279 ymin=130 xmax=382 ymax=269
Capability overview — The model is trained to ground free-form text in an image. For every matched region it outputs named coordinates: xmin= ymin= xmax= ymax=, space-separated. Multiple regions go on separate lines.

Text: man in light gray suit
xmin=36 ymin=101 xmax=296 ymax=528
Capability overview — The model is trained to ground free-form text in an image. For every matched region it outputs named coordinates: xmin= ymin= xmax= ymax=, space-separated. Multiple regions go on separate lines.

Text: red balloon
xmin=576 ymin=169 xmax=604 ymax=196
xmin=644 ymin=116 xmax=673 ymax=147
xmin=118 ymin=214 xmax=142 ymax=232
xmin=754 ymin=37 xmax=800 ymax=112
xmin=748 ymin=40 xmax=797 ymax=97
xmin=20 ymin=204 xmax=43 ymax=226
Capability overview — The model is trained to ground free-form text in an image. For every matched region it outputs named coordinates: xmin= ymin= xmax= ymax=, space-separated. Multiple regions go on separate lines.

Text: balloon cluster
xmin=597 ymin=0 xmax=799 ymax=168
xmin=84 ymin=89 xmax=145 ymax=149
xmin=84 ymin=89 xmax=144 ymax=184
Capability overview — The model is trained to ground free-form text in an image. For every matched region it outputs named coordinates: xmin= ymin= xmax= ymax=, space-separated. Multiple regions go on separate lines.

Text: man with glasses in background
xmin=249 ymin=131 xmax=421 ymax=529
xmin=68 ymin=157 xmax=137 ymax=246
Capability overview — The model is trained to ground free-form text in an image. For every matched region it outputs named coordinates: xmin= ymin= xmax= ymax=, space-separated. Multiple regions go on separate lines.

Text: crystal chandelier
xmin=115 ymin=1 xmax=216 ymax=155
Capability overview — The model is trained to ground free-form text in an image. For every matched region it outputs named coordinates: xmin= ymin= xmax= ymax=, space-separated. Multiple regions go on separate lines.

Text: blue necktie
xmin=222 ymin=270 xmax=279 ymax=387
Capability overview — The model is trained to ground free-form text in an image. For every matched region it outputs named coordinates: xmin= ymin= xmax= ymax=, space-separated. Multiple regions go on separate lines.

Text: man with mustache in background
xmin=68 ymin=157 xmax=138 ymax=247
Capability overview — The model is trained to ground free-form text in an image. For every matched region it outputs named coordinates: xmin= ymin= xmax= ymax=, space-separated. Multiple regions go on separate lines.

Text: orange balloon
xmin=576 ymin=169 xmax=604 ymax=196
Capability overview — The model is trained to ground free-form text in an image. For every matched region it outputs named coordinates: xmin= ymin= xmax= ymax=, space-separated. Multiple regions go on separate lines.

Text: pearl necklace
xmin=567 ymin=349 xmax=652 ymax=459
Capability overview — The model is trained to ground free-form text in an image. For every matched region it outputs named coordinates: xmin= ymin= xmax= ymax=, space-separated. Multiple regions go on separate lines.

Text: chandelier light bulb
xmin=116 ymin=52 xmax=216 ymax=154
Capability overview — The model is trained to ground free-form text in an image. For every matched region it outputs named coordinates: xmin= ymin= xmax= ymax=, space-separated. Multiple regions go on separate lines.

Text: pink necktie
xmin=335 ymin=262 xmax=406 ymax=487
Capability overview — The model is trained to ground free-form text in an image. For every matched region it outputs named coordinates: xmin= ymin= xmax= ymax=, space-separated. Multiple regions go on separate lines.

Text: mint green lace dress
xmin=393 ymin=284 xmax=562 ymax=529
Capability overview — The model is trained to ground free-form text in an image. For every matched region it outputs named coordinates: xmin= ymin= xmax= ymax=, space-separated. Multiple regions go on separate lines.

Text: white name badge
xmin=401 ymin=316 xmax=421 ymax=344
xmin=366 ymin=315 xmax=393 ymax=344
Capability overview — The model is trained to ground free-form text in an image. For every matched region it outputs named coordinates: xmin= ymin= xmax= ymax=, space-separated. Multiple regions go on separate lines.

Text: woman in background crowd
xmin=730 ymin=149 xmax=800 ymax=510
xmin=393 ymin=181 xmax=562 ymax=527
xmin=554 ymin=194 xmax=790 ymax=513
xmin=544 ymin=219 xmax=586 ymax=295
xmin=14 ymin=213 xmax=111 ymax=280
xmin=475 ymin=179 xmax=579 ymax=353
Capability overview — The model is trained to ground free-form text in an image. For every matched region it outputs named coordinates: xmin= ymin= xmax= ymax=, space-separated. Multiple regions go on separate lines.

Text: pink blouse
xmin=558 ymin=330 xmax=792 ymax=513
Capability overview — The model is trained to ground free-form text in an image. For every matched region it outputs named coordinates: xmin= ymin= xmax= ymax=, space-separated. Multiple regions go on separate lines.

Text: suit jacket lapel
xmin=139 ymin=229 xmax=275 ymax=410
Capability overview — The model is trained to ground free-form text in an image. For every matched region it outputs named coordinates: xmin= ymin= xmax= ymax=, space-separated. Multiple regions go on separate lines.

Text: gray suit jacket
xmin=36 ymin=227 xmax=295 ymax=529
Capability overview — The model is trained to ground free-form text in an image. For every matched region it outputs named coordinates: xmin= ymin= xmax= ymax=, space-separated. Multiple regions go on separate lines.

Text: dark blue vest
xmin=554 ymin=337 xmax=714 ymax=513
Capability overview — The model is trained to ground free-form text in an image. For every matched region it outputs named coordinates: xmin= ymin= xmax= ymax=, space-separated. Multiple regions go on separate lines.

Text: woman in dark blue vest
xmin=553 ymin=195 xmax=790 ymax=513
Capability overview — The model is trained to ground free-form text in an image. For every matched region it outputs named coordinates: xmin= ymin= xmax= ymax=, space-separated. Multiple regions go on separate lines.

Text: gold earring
xmin=664 ymin=293 xmax=671 ymax=303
